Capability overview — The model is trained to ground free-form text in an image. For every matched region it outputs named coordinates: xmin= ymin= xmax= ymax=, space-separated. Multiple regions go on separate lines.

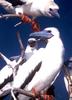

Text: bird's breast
xmin=22 ymin=3 xmax=42 ymax=17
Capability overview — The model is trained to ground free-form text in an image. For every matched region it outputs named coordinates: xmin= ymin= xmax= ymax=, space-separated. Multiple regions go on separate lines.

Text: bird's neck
xmin=46 ymin=37 xmax=64 ymax=51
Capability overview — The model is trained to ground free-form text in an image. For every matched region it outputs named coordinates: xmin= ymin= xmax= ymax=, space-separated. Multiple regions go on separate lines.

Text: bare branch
xmin=0 ymin=52 xmax=11 ymax=64
xmin=0 ymin=88 xmax=55 ymax=100
xmin=16 ymin=32 xmax=25 ymax=58
xmin=0 ymin=14 xmax=19 ymax=19
xmin=14 ymin=21 xmax=22 ymax=27
xmin=0 ymin=88 xmax=34 ymax=98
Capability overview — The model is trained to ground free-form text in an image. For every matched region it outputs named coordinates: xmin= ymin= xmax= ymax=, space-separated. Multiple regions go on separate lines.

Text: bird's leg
xmin=19 ymin=14 xmax=40 ymax=32
xmin=31 ymin=87 xmax=55 ymax=100
xmin=14 ymin=14 xmax=32 ymax=27
xmin=41 ymin=93 xmax=55 ymax=100
xmin=31 ymin=19 xmax=40 ymax=32
xmin=0 ymin=13 xmax=40 ymax=32
xmin=19 ymin=14 xmax=32 ymax=23
xmin=31 ymin=88 xmax=41 ymax=100
xmin=46 ymin=85 xmax=55 ymax=100
xmin=41 ymin=86 xmax=55 ymax=100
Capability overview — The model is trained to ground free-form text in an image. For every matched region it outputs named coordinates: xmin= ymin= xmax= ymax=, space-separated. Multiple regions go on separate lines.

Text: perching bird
xmin=17 ymin=35 xmax=49 ymax=100
xmin=0 ymin=37 xmax=37 ymax=94
xmin=10 ymin=36 xmax=47 ymax=62
xmin=63 ymin=57 xmax=72 ymax=99
xmin=0 ymin=31 xmax=48 ymax=99
xmin=0 ymin=0 xmax=60 ymax=31
xmin=0 ymin=0 xmax=60 ymax=17
xmin=24 ymin=38 xmax=38 ymax=60
xmin=10 ymin=37 xmax=38 ymax=61
xmin=12 ymin=27 xmax=64 ymax=99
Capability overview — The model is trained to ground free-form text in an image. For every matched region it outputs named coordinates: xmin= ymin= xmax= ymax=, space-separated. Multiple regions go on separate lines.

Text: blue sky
xmin=0 ymin=0 xmax=72 ymax=99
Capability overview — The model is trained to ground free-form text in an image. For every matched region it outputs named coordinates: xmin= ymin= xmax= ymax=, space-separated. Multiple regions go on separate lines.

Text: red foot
xmin=31 ymin=20 xmax=40 ymax=32
xmin=31 ymin=87 xmax=41 ymax=100
xmin=31 ymin=88 xmax=54 ymax=100
xmin=31 ymin=88 xmax=40 ymax=97
xmin=20 ymin=14 xmax=32 ymax=23
xmin=41 ymin=94 xmax=54 ymax=100
xmin=19 ymin=14 xmax=40 ymax=32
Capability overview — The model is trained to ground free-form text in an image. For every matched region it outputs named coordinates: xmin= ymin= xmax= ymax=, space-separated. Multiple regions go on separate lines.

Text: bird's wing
xmin=0 ymin=65 xmax=13 ymax=85
xmin=12 ymin=48 xmax=44 ymax=88
xmin=0 ymin=52 xmax=23 ymax=86
xmin=0 ymin=0 xmax=15 ymax=13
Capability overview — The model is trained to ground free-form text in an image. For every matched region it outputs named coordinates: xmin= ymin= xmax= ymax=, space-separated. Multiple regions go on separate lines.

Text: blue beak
xmin=29 ymin=30 xmax=54 ymax=39
xmin=49 ymin=9 xmax=60 ymax=18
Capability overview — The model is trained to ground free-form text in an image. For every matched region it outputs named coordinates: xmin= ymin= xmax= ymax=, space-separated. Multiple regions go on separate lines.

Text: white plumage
xmin=0 ymin=37 xmax=37 ymax=93
xmin=10 ymin=38 xmax=38 ymax=61
xmin=17 ymin=36 xmax=48 ymax=100
xmin=12 ymin=27 xmax=64 ymax=93
xmin=0 ymin=52 xmax=22 ymax=85
xmin=24 ymin=38 xmax=38 ymax=60
xmin=0 ymin=0 xmax=60 ymax=18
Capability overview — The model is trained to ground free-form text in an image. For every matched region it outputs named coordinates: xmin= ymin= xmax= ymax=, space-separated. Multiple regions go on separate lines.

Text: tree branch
xmin=0 ymin=88 xmax=35 ymax=98
xmin=16 ymin=31 xmax=25 ymax=58
xmin=0 ymin=14 xmax=19 ymax=19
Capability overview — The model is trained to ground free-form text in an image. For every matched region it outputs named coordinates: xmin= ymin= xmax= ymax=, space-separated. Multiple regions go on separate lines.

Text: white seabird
xmin=0 ymin=33 xmax=48 ymax=99
xmin=12 ymin=27 xmax=64 ymax=96
xmin=24 ymin=38 xmax=38 ymax=60
xmin=0 ymin=0 xmax=60 ymax=18
xmin=0 ymin=37 xmax=39 ymax=97
xmin=10 ymin=37 xmax=38 ymax=61
xmin=17 ymin=35 xmax=49 ymax=100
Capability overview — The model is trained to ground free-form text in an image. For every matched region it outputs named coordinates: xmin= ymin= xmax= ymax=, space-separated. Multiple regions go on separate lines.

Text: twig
xmin=0 ymin=88 xmax=55 ymax=100
xmin=16 ymin=31 xmax=25 ymax=58
xmin=0 ymin=14 xmax=19 ymax=19
xmin=14 ymin=21 xmax=22 ymax=27
xmin=0 ymin=88 xmax=34 ymax=98
xmin=0 ymin=52 xmax=11 ymax=64
xmin=0 ymin=14 xmax=23 ymax=27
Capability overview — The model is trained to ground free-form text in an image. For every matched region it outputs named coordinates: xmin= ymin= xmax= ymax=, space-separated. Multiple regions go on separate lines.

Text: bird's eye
xmin=28 ymin=41 xmax=36 ymax=47
xmin=47 ymin=30 xmax=51 ymax=33
xmin=49 ymin=8 xmax=53 ymax=11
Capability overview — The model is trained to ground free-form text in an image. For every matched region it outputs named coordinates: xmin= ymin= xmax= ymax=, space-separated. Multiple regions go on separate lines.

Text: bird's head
xmin=44 ymin=0 xmax=60 ymax=18
xmin=28 ymin=38 xmax=37 ymax=47
xmin=29 ymin=27 xmax=60 ymax=41
xmin=44 ymin=27 xmax=60 ymax=37
xmin=29 ymin=27 xmax=55 ymax=41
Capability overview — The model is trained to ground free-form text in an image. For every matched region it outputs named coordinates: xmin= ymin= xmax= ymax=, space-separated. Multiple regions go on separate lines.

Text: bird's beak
xmin=29 ymin=31 xmax=54 ymax=39
xmin=50 ymin=9 xmax=60 ymax=18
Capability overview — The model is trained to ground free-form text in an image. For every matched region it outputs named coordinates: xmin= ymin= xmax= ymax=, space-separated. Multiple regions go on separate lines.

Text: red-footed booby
xmin=12 ymin=27 xmax=64 ymax=100
xmin=0 ymin=0 xmax=60 ymax=18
